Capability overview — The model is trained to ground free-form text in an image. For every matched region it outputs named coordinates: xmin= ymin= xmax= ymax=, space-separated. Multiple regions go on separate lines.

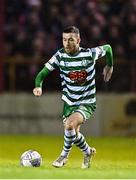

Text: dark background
xmin=0 ymin=0 xmax=136 ymax=93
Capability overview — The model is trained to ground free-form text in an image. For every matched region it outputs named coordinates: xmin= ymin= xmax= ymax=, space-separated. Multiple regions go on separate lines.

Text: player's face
xmin=62 ymin=33 xmax=80 ymax=54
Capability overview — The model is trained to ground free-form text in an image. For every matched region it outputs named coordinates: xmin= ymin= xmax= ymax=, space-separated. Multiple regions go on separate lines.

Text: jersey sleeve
xmin=90 ymin=46 xmax=106 ymax=61
xmin=35 ymin=66 xmax=50 ymax=87
xmin=45 ymin=51 xmax=60 ymax=71
xmin=90 ymin=45 xmax=113 ymax=66
xmin=35 ymin=50 xmax=61 ymax=88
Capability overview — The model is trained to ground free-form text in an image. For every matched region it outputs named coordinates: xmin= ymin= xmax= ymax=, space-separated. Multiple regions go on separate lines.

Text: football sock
xmin=74 ymin=132 xmax=91 ymax=155
xmin=61 ymin=129 xmax=76 ymax=157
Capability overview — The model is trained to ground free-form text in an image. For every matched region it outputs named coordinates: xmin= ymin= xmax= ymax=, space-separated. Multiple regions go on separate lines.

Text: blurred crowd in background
xmin=3 ymin=0 xmax=136 ymax=92
xmin=5 ymin=0 xmax=136 ymax=59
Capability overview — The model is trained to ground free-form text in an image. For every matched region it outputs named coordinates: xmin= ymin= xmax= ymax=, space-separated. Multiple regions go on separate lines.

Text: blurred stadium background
xmin=0 ymin=0 xmax=136 ymax=136
xmin=0 ymin=0 xmax=136 ymax=178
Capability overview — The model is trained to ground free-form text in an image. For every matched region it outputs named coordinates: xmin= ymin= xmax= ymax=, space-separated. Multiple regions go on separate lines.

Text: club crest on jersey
xmin=81 ymin=58 xmax=89 ymax=67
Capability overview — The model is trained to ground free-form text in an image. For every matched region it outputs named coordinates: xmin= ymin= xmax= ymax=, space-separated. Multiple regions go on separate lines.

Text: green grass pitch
xmin=0 ymin=135 xmax=136 ymax=179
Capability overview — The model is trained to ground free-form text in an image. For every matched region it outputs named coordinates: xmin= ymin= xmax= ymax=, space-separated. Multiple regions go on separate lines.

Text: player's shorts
xmin=63 ymin=102 xmax=96 ymax=122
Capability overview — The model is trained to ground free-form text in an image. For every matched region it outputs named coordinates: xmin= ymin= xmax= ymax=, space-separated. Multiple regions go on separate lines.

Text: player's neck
xmin=67 ymin=47 xmax=80 ymax=56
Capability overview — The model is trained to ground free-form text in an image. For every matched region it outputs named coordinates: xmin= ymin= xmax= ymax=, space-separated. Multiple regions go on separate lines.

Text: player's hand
xmin=103 ymin=65 xmax=113 ymax=82
xmin=33 ymin=87 xmax=42 ymax=97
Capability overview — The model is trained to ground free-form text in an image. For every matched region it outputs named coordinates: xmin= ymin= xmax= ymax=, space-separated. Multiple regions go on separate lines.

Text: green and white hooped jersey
xmin=45 ymin=46 xmax=106 ymax=106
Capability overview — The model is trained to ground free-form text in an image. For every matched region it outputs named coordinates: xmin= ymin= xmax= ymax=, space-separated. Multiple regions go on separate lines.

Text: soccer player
xmin=33 ymin=26 xmax=113 ymax=168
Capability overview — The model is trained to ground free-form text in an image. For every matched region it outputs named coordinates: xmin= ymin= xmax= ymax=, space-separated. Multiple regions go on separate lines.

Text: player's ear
xmin=77 ymin=37 xmax=81 ymax=44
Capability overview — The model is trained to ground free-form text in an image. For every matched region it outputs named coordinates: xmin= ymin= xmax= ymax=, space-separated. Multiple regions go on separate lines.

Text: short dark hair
xmin=63 ymin=26 xmax=80 ymax=35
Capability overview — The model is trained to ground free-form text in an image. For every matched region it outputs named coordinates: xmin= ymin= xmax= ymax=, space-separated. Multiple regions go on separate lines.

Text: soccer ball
xmin=20 ymin=150 xmax=42 ymax=167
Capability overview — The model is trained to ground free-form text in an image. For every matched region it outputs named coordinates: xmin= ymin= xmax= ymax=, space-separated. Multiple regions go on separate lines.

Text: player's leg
xmin=52 ymin=112 xmax=83 ymax=168
xmin=74 ymin=126 xmax=96 ymax=168
xmin=73 ymin=104 xmax=96 ymax=168
xmin=74 ymin=126 xmax=91 ymax=155
xmin=61 ymin=112 xmax=84 ymax=156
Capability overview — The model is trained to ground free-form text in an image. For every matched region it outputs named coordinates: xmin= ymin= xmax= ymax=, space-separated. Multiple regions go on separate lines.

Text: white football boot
xmin=52 ymin=155 xmax=68 ymax=168
xmin=81 ymin=147 xmax=96 ymax=169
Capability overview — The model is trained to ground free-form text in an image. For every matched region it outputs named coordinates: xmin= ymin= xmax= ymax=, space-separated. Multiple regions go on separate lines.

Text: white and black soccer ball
xmin=20 ymin=150 xmax=42 ymax=167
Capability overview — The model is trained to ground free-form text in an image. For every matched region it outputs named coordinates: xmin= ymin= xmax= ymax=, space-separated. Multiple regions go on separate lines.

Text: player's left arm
xmin=102 ymin=44 xmax=113 ymax=82
xmin=91 ymin=44 xmax=113 ymax=82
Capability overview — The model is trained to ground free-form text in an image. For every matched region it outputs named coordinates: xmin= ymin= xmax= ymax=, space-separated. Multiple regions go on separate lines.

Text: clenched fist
xmin=33 ymin=87 xmax=42 ymax=97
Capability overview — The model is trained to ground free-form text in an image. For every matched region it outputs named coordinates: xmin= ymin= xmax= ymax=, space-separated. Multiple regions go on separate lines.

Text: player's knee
xmin=65 ymin=122 xmax=74 ymax=130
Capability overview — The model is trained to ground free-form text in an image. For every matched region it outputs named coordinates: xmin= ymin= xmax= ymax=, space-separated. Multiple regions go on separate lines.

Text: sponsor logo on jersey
xmin=68 ymin=70 xmax=88 ymax=84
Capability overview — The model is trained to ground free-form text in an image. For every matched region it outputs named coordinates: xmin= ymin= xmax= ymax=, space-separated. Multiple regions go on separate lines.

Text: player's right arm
xmin=33 ymin=50 xmax=60 ymax=96
xmin=33 ymin=67 xmax=51 ymax=96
